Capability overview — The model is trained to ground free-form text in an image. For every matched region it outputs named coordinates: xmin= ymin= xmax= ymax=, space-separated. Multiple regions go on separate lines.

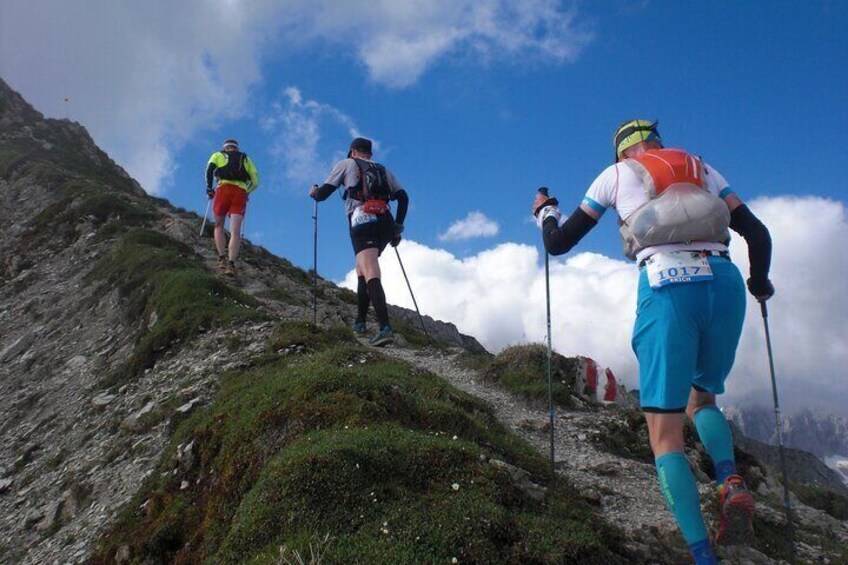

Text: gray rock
xmin=36 ymin=500 xmax=62 ymax=533
xmin=1 ymin=333 xmax=34 ymax=362
xmin=176 ymin=397 xmax=201 ymax=415
xmin=115 ymin=545 xmax=131 ymax=563
xmin=23 ymin=508 xmax=44 ymax=530
xmin=92 ymin=392 xmax=117 ymax=407
xmin=489 ymin=458 xmax=547 ymax=501
xmin=66 ymin=355 xmax=87 ymax=368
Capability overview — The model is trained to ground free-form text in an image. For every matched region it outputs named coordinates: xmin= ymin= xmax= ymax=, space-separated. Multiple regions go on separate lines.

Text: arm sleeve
xmin=205 ymin=162 xmax=216 ymax=189
xmin=729 ymin=204 xmax=772 ymax=283
xmin=542 ymin=206 xmax=598 ymax=256
xmin=206 ymin=152 xmax=224 ymax=189
xmin=392 ymin=189 xmax=409 ymax=225
xmin=313 ymin=183 xmax=338 ymax=202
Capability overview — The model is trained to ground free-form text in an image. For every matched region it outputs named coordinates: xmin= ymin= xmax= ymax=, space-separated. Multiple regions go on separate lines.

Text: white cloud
xmin=342 ymin=196 xmax=848 ymax=417
xmin=0 ymin=1 xmax=591 ymax=193
xmin=281 ymin=1 xmax=592 ymax=88
xmin=0 ymin=0 xmax=282 ymax=195
xmin=261 ymin=87 xmax=368 ymax=189
xmin=725 ymin=196 xmax=848 ymax=416
xmin=439 ymin=211 xmax=500 ymax=241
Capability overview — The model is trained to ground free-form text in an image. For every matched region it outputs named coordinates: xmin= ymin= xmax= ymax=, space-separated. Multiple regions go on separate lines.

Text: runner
xmin=310 ymin=137 xmax=409 ymax=346
xmin=532 ymin=119 xmax=774 ymax=564
xmin=205 ymin=139 xmax=259 ymax=276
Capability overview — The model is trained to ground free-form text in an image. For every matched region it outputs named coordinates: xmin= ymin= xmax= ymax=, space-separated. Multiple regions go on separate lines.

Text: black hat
xmin=222 ymin=139 xmax=239 ymax=150
xmin=348 ymin=137 xmax=372 ymax=157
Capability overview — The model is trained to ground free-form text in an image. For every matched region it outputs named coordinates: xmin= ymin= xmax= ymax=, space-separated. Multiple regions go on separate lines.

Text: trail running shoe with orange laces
xmin=217 ymin=255 xmax=227 ymax=271
xmin=715 ymin=474 xmax=755 ymax=545
xmin=224 ymin=261 xmax=237 ymax=277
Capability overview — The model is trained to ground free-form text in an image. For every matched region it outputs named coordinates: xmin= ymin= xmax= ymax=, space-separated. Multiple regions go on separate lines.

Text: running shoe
xmin=352 ymin=322 xmax=367 ymax=336
xmin=217 ymin=255 xmax=227 ymax=271
xmin=715 ymin=474 xmax=756 ymax=545
xmin=224 ymin=261 xmax=237 ymax=277
xmin=369 ymin=325 xmax=394 ymax=347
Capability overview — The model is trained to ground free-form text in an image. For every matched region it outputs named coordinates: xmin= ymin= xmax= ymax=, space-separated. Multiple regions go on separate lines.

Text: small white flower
xmin=452 ymin=483 xmax=460 ymax=491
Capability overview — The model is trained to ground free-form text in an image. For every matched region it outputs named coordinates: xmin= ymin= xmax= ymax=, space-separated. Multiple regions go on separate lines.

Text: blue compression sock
xmin=655 ymin=452 xmax=715 ymax=564
xmin=693 ymin=405 xmax=736 ymax=485
xmin=689 ymin=539 xmax=718 ymax=565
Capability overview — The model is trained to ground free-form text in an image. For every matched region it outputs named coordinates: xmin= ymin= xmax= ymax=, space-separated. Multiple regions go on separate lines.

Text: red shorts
xmin=213 ymin=184 xmax=248 ymax=217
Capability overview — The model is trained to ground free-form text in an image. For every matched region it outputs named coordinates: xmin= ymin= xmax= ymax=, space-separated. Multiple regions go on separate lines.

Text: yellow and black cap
xmin=613 ymin=119 xmax=660 ymax=161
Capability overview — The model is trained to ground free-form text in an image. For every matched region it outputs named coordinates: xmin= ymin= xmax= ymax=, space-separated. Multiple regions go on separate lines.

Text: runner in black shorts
xmin=350 ymin=213 xmax=396 ymax=256
xmin=310 ymin=137 xmax=409 ymax=346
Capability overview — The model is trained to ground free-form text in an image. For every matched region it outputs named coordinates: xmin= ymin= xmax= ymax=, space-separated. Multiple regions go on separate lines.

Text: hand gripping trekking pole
xmin=312 ymin=199 xmax=319 ymax=329
xmin=760 ymin=301 xmax=795 ymax=562
xmin=200 ymin=198 xmax=212 ymax=236
xmin=394 ymin=247 xmax=431 ymax=342
xmin=539 ymin=187 xmax=555 ymax=473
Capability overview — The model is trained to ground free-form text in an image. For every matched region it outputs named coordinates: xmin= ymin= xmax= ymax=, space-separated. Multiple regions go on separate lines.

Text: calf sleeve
xmin=655 ymin=451 xmax=714 ymax=564
xmin=356 ymin=276 xmax=370 ymax=324
xmin=693 ymin=405 xmax=736 ymax=486
xmin=366 ymin=278 xmax=390 ymax=328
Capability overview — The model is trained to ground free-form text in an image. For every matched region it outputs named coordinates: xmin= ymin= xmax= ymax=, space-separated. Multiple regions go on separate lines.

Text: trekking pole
xmin=200 ymin=198 xmax=211 ymax=236
xmin=394 ymin=247 xmax=431 ymax=342
xmin=539 ymin=187 xmax=555 ymax=474
xmin=312 ymin=199 xmax=319 ymax=329
xmin=759 ymin=301 xmax=795 ymax=562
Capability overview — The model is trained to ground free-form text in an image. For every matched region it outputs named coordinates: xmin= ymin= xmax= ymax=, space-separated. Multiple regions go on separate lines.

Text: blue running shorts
xmin=631 ymin=256 xmax=746 ymax=412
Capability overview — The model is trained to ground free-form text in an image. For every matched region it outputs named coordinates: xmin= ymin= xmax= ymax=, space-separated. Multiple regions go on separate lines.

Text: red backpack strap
xmin=624 ymin=149 xmax=706 ymax=198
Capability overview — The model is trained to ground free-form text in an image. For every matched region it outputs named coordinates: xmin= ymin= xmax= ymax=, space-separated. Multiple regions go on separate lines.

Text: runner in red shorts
xmin=205 ymin=139 xmax=260 ymax=276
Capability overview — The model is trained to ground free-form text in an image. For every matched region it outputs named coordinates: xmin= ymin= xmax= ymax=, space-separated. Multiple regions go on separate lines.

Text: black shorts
xmin=349 ymin=213 xmax=395 ymax=256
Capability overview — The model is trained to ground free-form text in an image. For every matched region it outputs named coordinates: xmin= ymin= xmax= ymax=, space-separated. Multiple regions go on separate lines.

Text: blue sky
xmin=2 ymin=0 xmax=847 ymax=416
xmin=163 ymin=0 xmax=847 ymax=278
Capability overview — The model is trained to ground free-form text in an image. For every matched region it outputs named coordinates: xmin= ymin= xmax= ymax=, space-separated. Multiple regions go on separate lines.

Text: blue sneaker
xmin=352 ymin=322 xmax=367 ymax=336
xmin=369 ymin=325 xmax=394 ymax=347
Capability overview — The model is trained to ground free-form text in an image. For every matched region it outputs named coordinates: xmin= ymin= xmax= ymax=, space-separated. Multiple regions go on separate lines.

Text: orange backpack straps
xmin=625 ymin=149 xmax=706 ymax=198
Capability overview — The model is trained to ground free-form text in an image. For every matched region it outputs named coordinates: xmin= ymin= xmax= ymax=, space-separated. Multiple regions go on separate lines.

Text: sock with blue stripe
xmin=693 ymin=405 xmax=736 ymax=486
xmin=656 ymin=451 xmax=716 ymax=564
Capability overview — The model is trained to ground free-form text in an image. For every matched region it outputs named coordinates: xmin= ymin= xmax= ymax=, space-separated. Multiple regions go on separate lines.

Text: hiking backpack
xmin=349 ymin=158 xmax=391 ymax=202
xmin=216 ymin=151 xmax=250 ymax=183
xmin=618 ymin=148 xmax=730 ymax=259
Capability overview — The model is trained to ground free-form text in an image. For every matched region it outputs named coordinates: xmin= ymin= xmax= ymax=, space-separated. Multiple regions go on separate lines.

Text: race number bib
xmin=645 ymin=251 xmax=713 ymax=289
xmin=350 ymin=206 xmax=378 ymax=228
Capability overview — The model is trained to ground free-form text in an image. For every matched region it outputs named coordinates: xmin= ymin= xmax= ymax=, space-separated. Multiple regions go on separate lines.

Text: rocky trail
xmin=372 ymin=343 xmax=848 ymax=564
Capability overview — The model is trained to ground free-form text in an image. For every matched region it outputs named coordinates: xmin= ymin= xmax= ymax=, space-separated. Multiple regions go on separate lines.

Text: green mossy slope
xmin=89 ymin=228 xmax=265 ymax=385
xmin=93 ymin=323 xmax=627 ymax=564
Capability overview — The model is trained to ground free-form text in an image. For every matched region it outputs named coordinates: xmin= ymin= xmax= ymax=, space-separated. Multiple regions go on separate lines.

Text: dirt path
xmin=373 ymin=344 xmax=692 ymax=561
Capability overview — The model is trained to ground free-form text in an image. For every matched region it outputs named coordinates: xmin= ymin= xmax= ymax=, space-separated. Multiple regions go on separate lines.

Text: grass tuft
xmin=481 ymin=344 xmax=579 ymax=408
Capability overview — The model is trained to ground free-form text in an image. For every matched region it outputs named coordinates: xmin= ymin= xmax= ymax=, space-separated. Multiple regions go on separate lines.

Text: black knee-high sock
xmin=356 ymin=276 xmax=370 ymax=323
xmin=366 ymin=278 xmax=389 ymax=328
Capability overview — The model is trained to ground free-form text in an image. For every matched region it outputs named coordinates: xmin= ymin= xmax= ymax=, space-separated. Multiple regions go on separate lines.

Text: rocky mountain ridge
xmin=725 ymin=405 xmax=848 ymax=461
xmin=1 ymin=78 xmax=846 ymax=564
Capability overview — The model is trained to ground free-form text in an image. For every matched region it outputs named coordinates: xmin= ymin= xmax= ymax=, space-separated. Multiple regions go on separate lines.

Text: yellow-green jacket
xmin=206 ymin=150 xmax=260 ymax=193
